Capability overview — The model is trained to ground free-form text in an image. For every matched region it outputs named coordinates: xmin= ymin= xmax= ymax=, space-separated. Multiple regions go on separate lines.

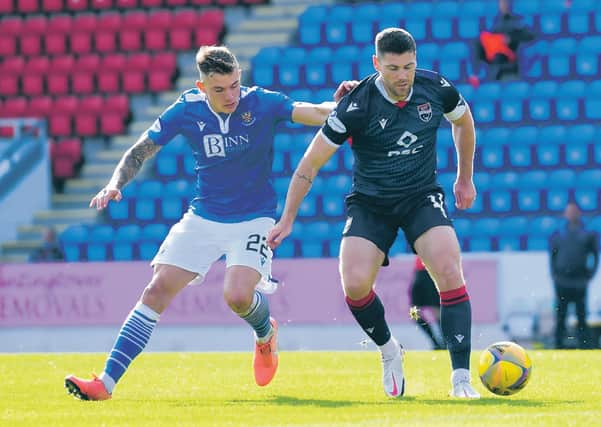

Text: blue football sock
xmin=103 ymin=302 xmax=159 ymax=389
xmin=239 ymin=291 xmax=271 ymax=340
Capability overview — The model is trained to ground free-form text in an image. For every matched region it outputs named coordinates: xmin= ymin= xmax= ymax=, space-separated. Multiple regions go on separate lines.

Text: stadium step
xmin=79 ymin=163 xmax=119 ymax=180
xmin=51 ymin=193 xmax=93 ymax=209
xmin=64 ymin=178 xmax=107 ymax=195
xmin=17 ymin=224 xmax=69 ymax=241
xmin=33 ymin=208 xmax=98 ymax=226
xmin=1 ymin=239 xmax=44 ymax=258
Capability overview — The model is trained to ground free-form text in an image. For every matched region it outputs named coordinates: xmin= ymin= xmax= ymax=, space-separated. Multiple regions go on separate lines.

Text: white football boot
xmin=381 ymin=337 xmax=405 ymax=398
xmin=450 ymin=368 xmax=480 ymax=398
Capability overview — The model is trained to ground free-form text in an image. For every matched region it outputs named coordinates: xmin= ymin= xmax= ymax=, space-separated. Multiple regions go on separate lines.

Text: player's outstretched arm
xmin=267 ymin=132 xmax=338 ymax=249
xmin=90 ymin=135 xmax=162 ymax=210
xmin=450 ymin=106 xmax=476 ymax=210
xmin=291 ymin=80 xmax=359 ymax=126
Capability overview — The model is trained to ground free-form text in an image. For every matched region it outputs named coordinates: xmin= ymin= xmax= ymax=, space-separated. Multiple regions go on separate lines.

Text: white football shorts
xmin=151 ymin=210 xmax=275 ymax=286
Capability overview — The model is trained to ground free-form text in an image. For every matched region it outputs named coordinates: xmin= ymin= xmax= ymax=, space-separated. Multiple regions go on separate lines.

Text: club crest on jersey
xmin=240 ymin=111 xmax=256 ymax=126
xmin=417 ymin=103 xmax=432 ymax=122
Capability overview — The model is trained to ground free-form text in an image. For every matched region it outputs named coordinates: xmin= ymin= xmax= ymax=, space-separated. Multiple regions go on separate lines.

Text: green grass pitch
xmin=1 ymin=351 xmax=600 ymax=426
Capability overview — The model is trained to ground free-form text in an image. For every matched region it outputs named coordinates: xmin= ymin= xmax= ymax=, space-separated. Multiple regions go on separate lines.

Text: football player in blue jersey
xmin=268 ymin=28 xmax=480 ymax=399
xmin=65 ymin=46 xmax=352 ymax=401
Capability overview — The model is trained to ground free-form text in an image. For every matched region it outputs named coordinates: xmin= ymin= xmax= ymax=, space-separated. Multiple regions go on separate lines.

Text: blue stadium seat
xmin=380 ymin=2 xmax=406 ymax=20
xmin=507 ymin=144 xmax=532 ymax=168
xmin=500 ymin=100 xmax=523 ymax=122
xmin=330 ymin=5 xmax=353 ymax=22
xmin=275 ymin=240 xmax=295 ymax=258
xmin=517 ymin=190 xmax=541 ymax=212
xmin=325 ymin=22 xmax=348 ymax=44
xmin=134 ymin=199 xmax=157 ymax=222
xmin=108 ymin=198 xmax=131 ymax=222
xmin=113 ymin=224 xmax=141 ymax=261
xmin=555 ymin=98 xmax=579 ymax=121
xmin=87 ymin=225 xmax=115 ymax=261
xmin=570 ymin=0 xmax=596 ymax=11
xmin=547 ymin=56 xmax=571 ymax=78
xmin=502 ymin=82 xmax=530 ymax=99
xmin=299 ymin=6 xmax=328 ymax=26
xmin=272 ymin=150 xmax=286 ymax=174
xmin=481 ymin=145 xmax=504 ymax=169
xmin=559 ymin=80 xmax=586 ymax=98
xmin=525 ymin=237 xmax=548 ymax=251
xmin=160 ymin=197 xmax=184 ymax=221
xmin=300 ymin=242 xmax=324 ymax=257
xmin=564 ymin=144 xmax=588 ymax=167
xmin=437 ymin=172 xmax=455 ymax=193
xmin=274 ymin=133 xmax=293 ymax=152
xmin=497 ymin=237 xmax=520 ymax=251
xmin=575 ymin=189 xmax=598 ymax=211
xmin=568 ymin=13 xmax=590 ymax=34
xmin=325 ymin=174 xmax=352 ymax=195
xmin=579 ymin=36 xmax=601 ymax=53
xmin=475 ymin=82 xmax=502 ymax=101
xmin=305 ymin=63 xmax=327 ymax=87
xmin=431 ymin=18 xmax=453 ymax=40
xmin=472 ymin=102 xmax=495 ymax=123
xmin=419 ymin=43 xmax=439 ymax=62
xmin=165 ymin=179 xmax=193 ymax=199
xmin=252 ymin=65 xmax=275 ymax=86
xmin=577 ymin=170 xmax=601 ymax=189
xmin=473 ymin=172 xmax=491 ymax=192
xmin=351 ymin=3 xmax=379 ymax=23
xmin=351 ymin=23 xmax=373 ymax=44
xmin=488 ymin=190 xmax=512 ymax=213
xmin=551 ymin=38 xmax=578 ymax=55
xmin=531 ymin=81 xmax=558 ymax=98
xmin=539 ymin=126 xmax=567 ymax=145
xmin=530 ymin=216 xmax=560 ymax=239
xmin=139 ymin=223 xmax=168 ymax=260
xmin=576 ymin=54 xmax=599 ymax=77
xmin=331 ymin=63 xmax=354 ymax=84
xmin=483 ymin=127 xmax=510 ymax=146
xmin=510 ymin=126 xmax=538 ymax=145
xmin=513 ymin=0 xmax=540 ymax=15
xmin=328 ymin=239 xmax=341 ymax=257
xmin=453 ymin=218 xmax=470 ymax=240
xmin=322 ymin=194 xmax=345 ymax=217
xmin=299 ymin=24 xmax=321 ymax=45
xmin=536 ymin=143 xmax=560 ymax=167
xmin=528 ymin=98 xmax=551 ymax=121
xmin=155 ymin=153 xmax=178 ymax=177
xmin=500 ymin=216 xmax=528 ymax=237
xmin=492 ymin=171 xmax=519 ymax=190
xmin=547 ymin=169 xmax=576 ymax=189
xmin=297 ymin=196 xmax=318 ymax=217
xmin=437 ymin=147 xmax=449 ymax=170
xmin=457 ymin=16 xmax=480 ymax=39
xmin=538 ymin=14 xmax=562 ymax=35
xmin=546 ymin=189 xmax=569 ymax=212
xmin=519 ymin=171 xmax=547 ymax=190
xmin=584 ymin=100 xmax=601 ymax=120
xmin=278 ymin=64 xmax=301 ymax=87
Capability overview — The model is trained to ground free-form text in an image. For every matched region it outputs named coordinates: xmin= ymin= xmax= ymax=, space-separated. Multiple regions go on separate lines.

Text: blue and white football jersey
xmin=146 ymin=86 xmax=294 ymax=223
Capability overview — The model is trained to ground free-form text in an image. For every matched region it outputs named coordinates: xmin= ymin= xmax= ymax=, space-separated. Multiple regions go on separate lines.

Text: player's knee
xmin=430 ymin=259 xmax=463 ymax=290
xmin=341 ymin=268 xmax=374 ymax=299
xmin=223 ymin=286 xmax=253 ymax=313
xmin=141 ymin=278 xmax=172 ymax=312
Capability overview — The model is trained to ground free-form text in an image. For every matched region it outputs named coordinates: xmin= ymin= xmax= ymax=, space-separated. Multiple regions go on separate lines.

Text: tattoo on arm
xmin=110 ymin=137 xmax=161 ymax=189
xmin=295 ymin=172 xmax=313 ymax=185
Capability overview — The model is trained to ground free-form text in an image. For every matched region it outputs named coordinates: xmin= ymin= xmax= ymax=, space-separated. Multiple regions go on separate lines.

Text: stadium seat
xmin=574 ymin=189 xmax=598 ymax=212
xmin=546 ymin=189 xmax=569 ymax=212
xmin=528 ymin=98 xmax=551 ymax=121
xmin=60 ymin=225 xmax=90 ymax=262
xmin=556 ymin=98 xmax=579 ymax=121
xmin=87 ymin=225 xmax=115 ymax=261
xmin=517 ymin=190 xmax=541 ymax=212
xmin=488 ymin=190 xmax=512 ymax=213
xmin=547 ymin=169 xmax=576 ymax=189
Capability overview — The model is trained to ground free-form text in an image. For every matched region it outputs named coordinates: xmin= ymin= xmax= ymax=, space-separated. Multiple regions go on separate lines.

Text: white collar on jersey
xmin=375 ymin=76 xmax=413 ymax=104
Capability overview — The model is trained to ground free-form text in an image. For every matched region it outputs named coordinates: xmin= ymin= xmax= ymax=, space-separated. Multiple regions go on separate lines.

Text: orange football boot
xmin=65 ymin=374 xmax=111 ymax=401
xmin=253 ymin=317 xmax=279 ymax=386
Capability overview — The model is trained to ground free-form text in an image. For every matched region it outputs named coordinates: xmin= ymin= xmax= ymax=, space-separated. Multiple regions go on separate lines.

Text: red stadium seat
xmin=1 ymin=57 xmax=26 ymax=74
xmin=165 ymin=0 xmax=186 ymax=5
xmin=91 ymin=0 xmax=113 ymax=9
xmin=76 ymin=53 xmax=101 ymax=71
xmin=116 ymin=0 xmax=138 ymax=8
xmin=97 ymin=71 xmax=120 ymax=93
xmin=72 ymin=13 xmax=97 ymax=32
xmin=199 ymin=9 xmax=224 ymax=31
xmin=60 ymin=138 xmax=82 ymax=161
xmin=148 ymin=10 xmax=172 ymax=29
xmin=18 ymin=0 xmax=40 ymax=13
xmin=0 ymin=17 xmax=24 ymax=36
xmin=42 ymin=0 xmax=64 ymax=12
xmin=152 ymin=52 xmax=176 ymax=71
xmin=145 ymin=29 xmax=167 ymax=51
xmin=194 ymin=28 xmax=219 ymax=46
xmin=95 ymin=30 xmax=117 ymax=53
xmin=0 ymin=0 xmax=14 ymax=13
xmin=102 ymin=53 xmax=127 ymax=71
xmin=122 ymin=10 xmax=148 ymax=29
xmin=215 ymin=0 xmax=238 ymax=5
xmin=119 ymin=29 xmax=142 ymax=51
xmin=70 ymin=32 xmax=93 ymax=54
xmin=1 ymin=97 xmax=27 ymax=117
xmin=140 ymin=0 xmax=162 ymax=6
xmin=148 ymin=71 xmax=172 ymax=92
xmin=79 ymin=95 xmax=104 ymax=113
xmin=71 ymin=71 xmax=95 ymax=94
xmin=66 ymin=0 xmax=89 ymax=11
xmin=55 ymin=95 xmax=80 ymax=114
xmin=27 ymin=57 xmax=51 ymax=73
xmin=20 ymin=34 xmax=43 ymax=56
xmin=0 ymin=35 xmax=17 ymax=57
xmin=45 ymin=33 xmax=68 ymax=55
xmin=21 ymin=73 xmax=45 ymax=96
xmin=23 ymin=15 xmax=48 ymax=34
xmin=75 ymin=113 xmax=98 ymax=136
xmin=173 ymin=9 xmax=198 ymax=28
xmin=101 ymin=112 xmax=125 ymax=135
xmin=29 ymin=96 xmax=53 ymax=117
xmin=128 ymin=52 xmax=152 ymax=71
xmin=97 ymin=11 xmax=122 ymax=30
xmin=47 ymin=72 xmax=70 ymax=95
xmin=49 ymin=114 xmax=72 ymax=136
xmin=0 ymin=76 xmax=20 ymax=98
xmin=169 ymin=28 xmax=192 ymax=50
xmin=51 ymin=55 xmax=76 ymax=73
xmin=48 ymin=15 xmax=73 ymax=33
xmin=122 ymin=70 xmax=146 ymax=93
xmin=105 ymin=94 xmax=129 ymax=115
xmin=190 ymin=0 xmax=212 ymax=5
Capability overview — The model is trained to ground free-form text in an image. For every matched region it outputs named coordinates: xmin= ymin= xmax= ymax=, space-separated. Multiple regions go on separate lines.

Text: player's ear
xmin=372 ymin=54 xmax=379 ymax=72
xmin=195 ymin=80 xmax=205 ymax=93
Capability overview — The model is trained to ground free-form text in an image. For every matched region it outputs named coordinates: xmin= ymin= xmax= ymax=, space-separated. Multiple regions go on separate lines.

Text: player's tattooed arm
xmin=295 ymin=172 xmax=313 ymax=185
xmin=108 ymin=136 xmax=161 ymax=189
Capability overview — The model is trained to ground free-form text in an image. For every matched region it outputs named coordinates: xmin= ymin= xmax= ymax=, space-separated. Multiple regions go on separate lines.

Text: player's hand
xmin=89 ymin=186 xmax=122 ymax=210
xmin=333 ymin=80 xmax=360 ymax=102
xmin=267 ymin=220 xmax=293 ymax=250
xmin=453 ymin=178 xmax=476 ymax=210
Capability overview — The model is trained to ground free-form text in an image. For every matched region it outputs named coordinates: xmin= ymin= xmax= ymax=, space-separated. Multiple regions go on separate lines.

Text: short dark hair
xmin=195 ymin=46 xmax=239 ymax=77
xmin=375 ymin=28 xmax=416 ymax=57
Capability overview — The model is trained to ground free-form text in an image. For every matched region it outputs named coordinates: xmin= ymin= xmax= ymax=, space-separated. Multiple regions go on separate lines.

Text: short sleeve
xmin=257 ymin=87 xmax=295 ymax=122
xmin=146 ymin=99 xmax=185 ymax=146
xmin=439 ymin=76 xmax=467 ymax=121
xmin=321 ymin=95 xmax=360 ymax=146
